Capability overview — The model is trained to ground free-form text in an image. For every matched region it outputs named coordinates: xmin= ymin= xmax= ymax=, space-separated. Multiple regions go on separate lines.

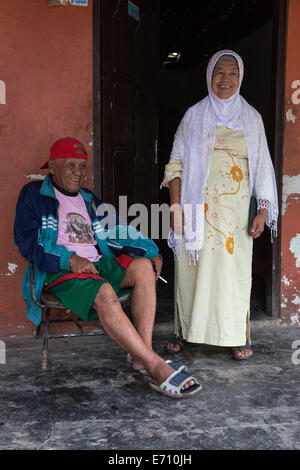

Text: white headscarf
xmin=166 ymin=49 xmax=278 ymax=263
xmin=206 ymin=50 xmax=244 ymax=130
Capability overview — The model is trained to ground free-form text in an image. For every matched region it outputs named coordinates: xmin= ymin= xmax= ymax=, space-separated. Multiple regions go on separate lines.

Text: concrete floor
xmin=0 ymin=279 xmax=300 ymax=451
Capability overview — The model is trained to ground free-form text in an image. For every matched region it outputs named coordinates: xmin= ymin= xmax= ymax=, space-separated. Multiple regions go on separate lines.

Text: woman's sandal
xmin=165 ymin=334 xmax=187 ymax=354
xmin=231 ymin=344 xmax=253 ymax=360
xmin=150 ymin=369 xmax=202 ymax=398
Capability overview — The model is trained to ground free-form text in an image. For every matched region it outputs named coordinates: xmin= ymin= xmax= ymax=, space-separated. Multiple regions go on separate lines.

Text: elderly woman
xmin=162 ymin=50 xmax=278 ymax=360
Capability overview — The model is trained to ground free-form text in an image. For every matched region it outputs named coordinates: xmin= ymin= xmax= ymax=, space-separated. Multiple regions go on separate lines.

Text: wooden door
xmin=95 ymin=0 xmax=160 ymax=212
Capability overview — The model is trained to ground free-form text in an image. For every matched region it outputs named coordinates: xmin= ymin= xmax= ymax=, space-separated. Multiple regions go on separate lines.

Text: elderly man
xmin=14 ymin=137 xmax=201 ymax=398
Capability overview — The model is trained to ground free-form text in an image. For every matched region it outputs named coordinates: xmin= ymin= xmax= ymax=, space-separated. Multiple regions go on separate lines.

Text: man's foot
xmin=231 ymin=345 xmax=253 ymax=360
xmin=165 ymin=334 xmax=186 ymax=353
xmin=149 ymin=359 xmax=194 ymax=391
xmin=128 ymin=355 xmax=188 ymax=378
xmin=127 ymin=353 xmax=149 ymax=375
xmin=149 ymin=360 xmax=201 ymax=398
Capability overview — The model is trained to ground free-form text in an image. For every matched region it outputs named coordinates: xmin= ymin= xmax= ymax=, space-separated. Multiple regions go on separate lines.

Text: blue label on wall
xmin=128 ymin=0 xmax=139 ymax=21
xmin=69 ymin=0 xmax=88 ymax=6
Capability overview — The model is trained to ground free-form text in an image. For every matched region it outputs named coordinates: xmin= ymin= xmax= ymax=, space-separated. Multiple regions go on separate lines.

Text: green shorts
xmin=44 ymin=254 xmax=134 ymax=322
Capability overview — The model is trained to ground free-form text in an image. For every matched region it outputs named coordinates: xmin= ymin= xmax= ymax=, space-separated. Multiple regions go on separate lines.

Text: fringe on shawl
xmin=257 ymin=199 xmax=278 ymax=242
xmin=167 ymin=230 xmax=202 ymax=265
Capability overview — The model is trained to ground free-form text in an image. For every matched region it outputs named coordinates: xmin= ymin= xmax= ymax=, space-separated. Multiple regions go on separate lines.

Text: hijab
xmin=165 ymin=49 xmax=278 ymax=262
xmin=206 ymin=49 xmax=244 ymax=130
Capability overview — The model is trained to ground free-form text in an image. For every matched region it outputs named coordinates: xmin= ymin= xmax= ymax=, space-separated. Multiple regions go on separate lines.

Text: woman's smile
xmin=211 ymin=59 xmax=240 ymax=99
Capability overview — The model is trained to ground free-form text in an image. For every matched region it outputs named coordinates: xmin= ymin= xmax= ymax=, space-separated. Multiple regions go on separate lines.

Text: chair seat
xmin=41 ymin=292 xmax=65 ymax=309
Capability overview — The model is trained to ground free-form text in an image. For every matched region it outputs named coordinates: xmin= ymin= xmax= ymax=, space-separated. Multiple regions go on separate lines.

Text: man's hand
xmin=248 ymin=209 xmax=267 ymax=239
xmin=69 ymin=254 xmax=98 ymax=274
xmin=151 ymin=256 xmax=163 ymax=280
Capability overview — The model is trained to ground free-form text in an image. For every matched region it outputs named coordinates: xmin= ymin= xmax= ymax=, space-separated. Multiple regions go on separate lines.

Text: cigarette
xmin=159 ymin=275 xmax=168 ymax=284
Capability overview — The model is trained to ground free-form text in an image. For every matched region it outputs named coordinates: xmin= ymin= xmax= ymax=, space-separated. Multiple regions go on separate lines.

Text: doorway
xmin=93 ymin=0 xmax=286 ymax=318
xmin=93 ymin=0 xmax=160 ymax=212
xmin=158 ymin=0 xmax=286 ymax=318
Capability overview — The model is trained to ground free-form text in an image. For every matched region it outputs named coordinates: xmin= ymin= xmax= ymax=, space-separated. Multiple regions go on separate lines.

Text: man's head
xmin=49 ymin=158 xmax=87 ymax=193
xmin=42 ymin=137 xmax=88 ymax=193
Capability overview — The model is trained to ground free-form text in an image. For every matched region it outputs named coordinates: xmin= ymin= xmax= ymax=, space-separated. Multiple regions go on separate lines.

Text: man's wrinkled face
xmin=211 ymin=59 xmax=240 ymax=99
xmin=49 ymin=158 xmax=87 ymax=193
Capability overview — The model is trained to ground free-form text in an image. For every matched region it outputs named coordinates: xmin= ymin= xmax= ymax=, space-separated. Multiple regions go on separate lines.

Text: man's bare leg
xmin=120 ymin=258 xmax=156 ymax=371
xmin=93 ymin=282 xmax=194 ymax=390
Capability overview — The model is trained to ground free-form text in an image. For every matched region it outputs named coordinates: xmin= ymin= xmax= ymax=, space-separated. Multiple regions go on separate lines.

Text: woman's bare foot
xmin=231 ymin=346 xmax=253 ymax=359
xmin=165 ymin=332 xmax=186 ymax=353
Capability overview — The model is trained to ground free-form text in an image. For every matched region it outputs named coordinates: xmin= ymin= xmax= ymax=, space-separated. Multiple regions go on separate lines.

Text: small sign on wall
xmin=48 ymin=0 xmax=88 ymax=6
xmin=128 ymin=1 xmax=139 ymax=22
xmin=69 ymin=0 xmax=88 ymax=5
xmin=48 ymin=0 xmax=68 ymax=6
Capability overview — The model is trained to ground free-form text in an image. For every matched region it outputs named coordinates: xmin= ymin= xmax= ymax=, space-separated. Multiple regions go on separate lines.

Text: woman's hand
xmin=248 ymin=209 xmax=268 ymax=238
xmin=69 ymin=254 xmax=98 ymax=274
xmin=151 ymin=256 xmax=163 ymax=280
xmin=171 ymin=207 xmax=185 ymax=235
xmin=169 ymin=178 xmax=184 ymax=235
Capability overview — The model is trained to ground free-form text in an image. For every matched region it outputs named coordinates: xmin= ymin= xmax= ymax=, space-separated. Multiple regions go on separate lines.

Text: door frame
xmin=267 ymin=0 xmax=288 ymax=317
xmin=93 ymin=0 xmax=102 ymax=199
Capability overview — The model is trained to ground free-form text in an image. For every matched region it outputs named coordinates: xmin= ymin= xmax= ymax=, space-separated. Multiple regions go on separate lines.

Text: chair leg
xmin=42 ymin=307 xmax=50 ymax=370
xmin=34 ymin=324 xmax=40 ymax=338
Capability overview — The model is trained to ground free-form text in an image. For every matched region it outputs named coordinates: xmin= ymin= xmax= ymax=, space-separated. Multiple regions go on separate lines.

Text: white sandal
xmin=150 ymin=369 xmax=202 ymax=398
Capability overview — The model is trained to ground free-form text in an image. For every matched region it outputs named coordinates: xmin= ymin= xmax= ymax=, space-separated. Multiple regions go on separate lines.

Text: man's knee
xmin=94 ymin=282 xmax=119 ymax=310
xmin=131 ymin=257 xmax=154 ymax=278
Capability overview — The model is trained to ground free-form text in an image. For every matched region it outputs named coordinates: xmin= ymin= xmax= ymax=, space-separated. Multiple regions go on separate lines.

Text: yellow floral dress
xmin=165 ymin=126 xmax=253 ymax=346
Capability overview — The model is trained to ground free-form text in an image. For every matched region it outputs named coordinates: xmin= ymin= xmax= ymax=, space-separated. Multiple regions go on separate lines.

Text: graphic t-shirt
xmin=54 ymin=188 xmax=101 ymax=262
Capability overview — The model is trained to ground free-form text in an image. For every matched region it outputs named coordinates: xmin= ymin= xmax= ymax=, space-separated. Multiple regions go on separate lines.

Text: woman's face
xmin=211 ymin=59 xmax=240 ymax=99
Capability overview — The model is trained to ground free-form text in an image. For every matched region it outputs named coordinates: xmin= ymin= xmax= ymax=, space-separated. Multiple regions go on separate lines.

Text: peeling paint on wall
xmin=290 ymin=313 xmax=299 ymax=326
xmin=24 ymin=174 xmax=45 ymax=180
xmin=282 ymin=275 xmax=291 ymax=286
xmin=290 ymin=234 xmax=300 ymax=268
xmin=286 ymin=108 xmax=297 ymax=123
xmin=282 ymin=174 xmax=300 ymax=214
xmin=281 ymin=296 xmax=287 ymax=308
xmin=292 ymin=295 xmax=300 ymax=305
xmin=8 ymin=263 xmax=17 ymax=274
xmin=1 ymin=263 xmax=18 ymax=277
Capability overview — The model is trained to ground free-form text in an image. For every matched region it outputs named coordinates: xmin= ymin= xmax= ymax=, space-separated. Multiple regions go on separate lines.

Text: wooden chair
xmin=30 ymin=262 xmax=130 ymax=369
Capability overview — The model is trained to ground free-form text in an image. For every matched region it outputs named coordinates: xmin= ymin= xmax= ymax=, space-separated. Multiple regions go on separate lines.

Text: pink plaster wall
xmin=280 ymin=0 xmax=300 ymax=325
xmin=0 ymin=0 xmax=93 ymax=336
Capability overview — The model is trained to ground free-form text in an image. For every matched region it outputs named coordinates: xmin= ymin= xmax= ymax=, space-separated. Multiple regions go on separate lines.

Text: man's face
xmin=49 ymin=158 xmax=87 ymax=193
xmin=211 ymin=59 xmax=240 ymax=99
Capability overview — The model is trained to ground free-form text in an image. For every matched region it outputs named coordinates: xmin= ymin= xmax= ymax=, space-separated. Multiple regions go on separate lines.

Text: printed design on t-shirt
xmin=65 ymin=212 xmax=95 ymax=244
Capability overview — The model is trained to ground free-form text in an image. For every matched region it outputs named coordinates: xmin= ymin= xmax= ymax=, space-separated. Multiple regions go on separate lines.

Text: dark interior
xmin=158 ymin=0 xmax=275 ymax=316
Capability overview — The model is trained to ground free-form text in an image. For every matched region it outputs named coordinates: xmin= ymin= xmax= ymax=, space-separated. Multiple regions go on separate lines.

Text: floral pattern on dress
xmin=204 ymin=132 xmax=249 ymax=254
